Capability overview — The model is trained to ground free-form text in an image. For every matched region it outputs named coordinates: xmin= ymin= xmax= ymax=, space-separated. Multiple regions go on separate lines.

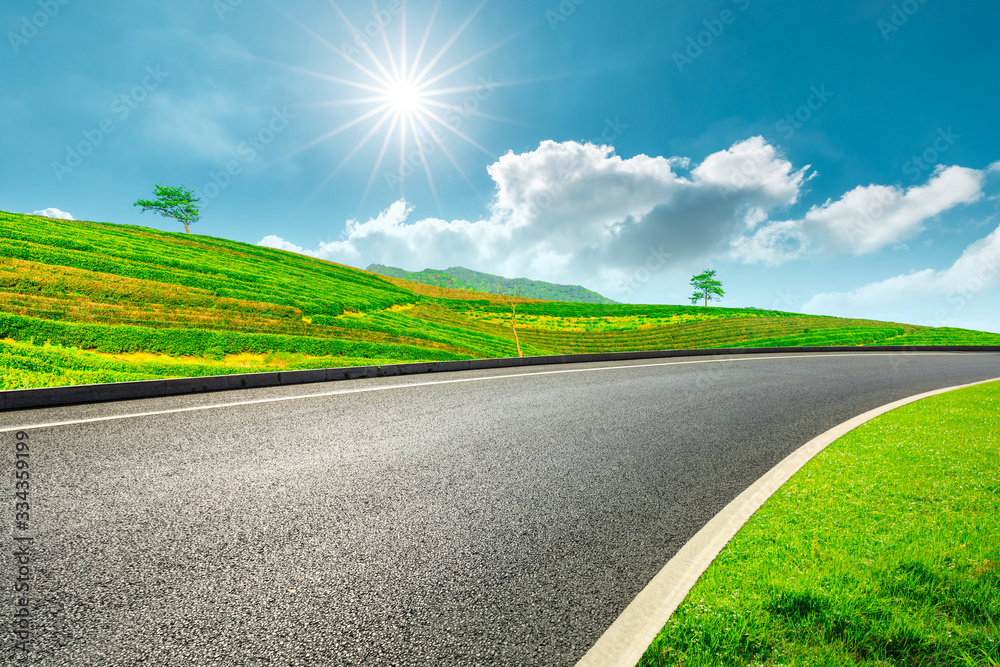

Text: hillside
xmin=2 ymin=209 xmax=1000 ymax=390
xmin=366 ymin=265 xmax=471 ymax=291
xmin=367 ymin=264 xmax=619 ymax=304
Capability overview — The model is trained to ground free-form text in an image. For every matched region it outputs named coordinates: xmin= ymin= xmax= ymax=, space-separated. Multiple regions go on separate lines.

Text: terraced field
xmin=2 ymin=209 xmax=999 ymax=389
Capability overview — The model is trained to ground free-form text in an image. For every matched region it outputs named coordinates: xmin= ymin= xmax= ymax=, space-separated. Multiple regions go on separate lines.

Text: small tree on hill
xmin=134 ymin=184 xmax=201 ymax=234
xmin=497 ymin=280 xmax=523 ymax=357
xmin=690 ymin=269 xmax=725 ymax=307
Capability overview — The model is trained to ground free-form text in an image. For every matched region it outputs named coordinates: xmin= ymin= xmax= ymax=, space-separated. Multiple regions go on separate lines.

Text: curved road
xmin=3 ymin=352 xmax=1000 ymax=665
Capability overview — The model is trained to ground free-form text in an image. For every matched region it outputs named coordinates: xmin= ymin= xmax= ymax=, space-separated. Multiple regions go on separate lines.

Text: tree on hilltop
xmin=689 ymin=269 xmax=725 ymax=307
xmin=134 ymin=185 xmax=200 ymax=234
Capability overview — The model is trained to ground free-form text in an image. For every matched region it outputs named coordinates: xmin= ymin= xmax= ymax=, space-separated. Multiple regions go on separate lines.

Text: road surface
xmin=3 ymin=352 xmax=999 ymax=665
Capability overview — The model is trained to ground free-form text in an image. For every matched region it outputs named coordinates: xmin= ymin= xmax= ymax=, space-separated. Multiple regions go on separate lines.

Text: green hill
xmin=367 ymin=264 xmax=619 ymax=304
xmin=2 ymin=209 xmax=999 ymax=390
xmin=366 ymin=265 xmax=470 ymax=291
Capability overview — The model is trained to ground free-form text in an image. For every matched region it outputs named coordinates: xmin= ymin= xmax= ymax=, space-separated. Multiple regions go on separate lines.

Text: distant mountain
xmin=366 ymin=264 xmax=619 ymax=304
xmin=367 ymin=266 xmax=470 ymax=291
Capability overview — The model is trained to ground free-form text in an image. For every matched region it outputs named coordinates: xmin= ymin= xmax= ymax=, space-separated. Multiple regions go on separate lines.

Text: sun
xmin=385 ymin=78 xmax=424 ymax=115
xmin=263 ymin=1 xmax=527 ymax=212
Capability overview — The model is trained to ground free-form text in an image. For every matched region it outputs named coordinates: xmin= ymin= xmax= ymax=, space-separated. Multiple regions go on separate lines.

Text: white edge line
xmin=575 ymin=375 xmax=1000 ymax=667
xmin=0 ymin=353 xmax=943 ymax=434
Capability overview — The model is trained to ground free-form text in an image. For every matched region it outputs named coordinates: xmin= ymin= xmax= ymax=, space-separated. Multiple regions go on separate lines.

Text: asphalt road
xmin=3 ymin=352 xmax=1000 ymax=666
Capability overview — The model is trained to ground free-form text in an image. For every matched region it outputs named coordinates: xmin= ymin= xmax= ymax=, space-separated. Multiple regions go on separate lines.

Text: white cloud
xmin=729 ymin=219 xmax=808 ymax=265
xmin=803 ymin=223 xmax=1000 ymax=328
xmin=488 ymin=140 xmax=683 ymax=233
xmin=260 ymin=138 xmax=810 ymax=295
xmin=259 ymin=138 xmax=995 ymax=303
xmin=734 ymin=166 xmax=985 ymax=264
xmin=258 ymin=235 xmax=304 ymax=253
xmin=691 ymin=135 xmax=811 ymax=208
xmin=33 ymin=208 xmax=74 ymax=220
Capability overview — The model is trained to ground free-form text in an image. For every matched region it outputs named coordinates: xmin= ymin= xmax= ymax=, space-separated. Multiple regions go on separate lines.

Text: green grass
xmin=0 ymin=210 xmax=414 ymax=315
xmin=639 ymin=380 xmax=1000 ymax=667
xmin=2 ymin=209 xmax=1000 ymax=389
xmin=0 ymin=338 xmax=418 ymax=389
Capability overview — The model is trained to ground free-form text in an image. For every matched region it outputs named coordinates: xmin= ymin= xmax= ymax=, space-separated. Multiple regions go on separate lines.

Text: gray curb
xmin=3 ymin=345 xmax=999 ymax=411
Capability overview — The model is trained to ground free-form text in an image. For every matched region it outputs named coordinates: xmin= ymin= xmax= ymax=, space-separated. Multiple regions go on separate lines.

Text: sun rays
xmin=266 ymin=0 xmax=527 ymax=213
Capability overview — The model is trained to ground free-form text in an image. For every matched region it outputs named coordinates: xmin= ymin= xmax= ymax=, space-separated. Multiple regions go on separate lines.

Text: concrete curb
xmin=2 ymin=346 xmax=999 ymax=411
xmin=575 ymin=375 xmax=1000 ymax=667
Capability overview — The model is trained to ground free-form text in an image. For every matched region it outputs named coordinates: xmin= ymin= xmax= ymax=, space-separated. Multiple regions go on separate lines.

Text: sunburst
xmin=263 ymin=0 xmax=532 ymax=212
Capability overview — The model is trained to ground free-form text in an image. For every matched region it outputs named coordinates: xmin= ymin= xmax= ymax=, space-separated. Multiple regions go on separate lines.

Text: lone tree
xmin=689 ymin=269 xmax=725 ymax=307
xmin=497 ymin=280 xmax=523 ymax=357
xmin=134 ymin=184 xmax=201 ymax=234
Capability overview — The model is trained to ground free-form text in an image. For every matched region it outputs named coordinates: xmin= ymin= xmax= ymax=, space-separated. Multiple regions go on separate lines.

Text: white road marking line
xmin=576 ymin=375 xmax=1000 ymax=667
xmin=0 ymin=352 xmax=955 ymax=433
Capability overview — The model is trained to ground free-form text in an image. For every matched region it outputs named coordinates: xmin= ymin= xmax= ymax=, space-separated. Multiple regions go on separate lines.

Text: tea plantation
xmin=3 ymin=210 xmax=999 ymax=389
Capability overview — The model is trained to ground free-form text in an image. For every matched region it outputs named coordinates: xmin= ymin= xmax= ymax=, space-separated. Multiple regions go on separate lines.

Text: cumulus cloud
xmin=33 ymin=208 xmax=74 ymax=220
xmin=734 ymin=165 xmax=985 ymax=264
xmin=803 ymin=223 xmax=1000 ymax=321
xmin=258 ymin=235 xmax=304 ymax=253
xmin=691 ymin=136 xmax=811 ymax=208
xmin=260 ymin=138 xmax=810 ymax=292
xmin=259 ymin=137 xmax=991 ymax=297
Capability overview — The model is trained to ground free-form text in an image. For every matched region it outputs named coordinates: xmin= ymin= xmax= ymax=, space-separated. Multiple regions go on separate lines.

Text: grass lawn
xmin=639 ymin=380 xmax=1000 ymax=666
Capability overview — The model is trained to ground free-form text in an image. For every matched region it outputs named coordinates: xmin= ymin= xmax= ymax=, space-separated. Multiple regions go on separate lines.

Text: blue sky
xmin=4 ymin=0 xmax=1000 ymax=331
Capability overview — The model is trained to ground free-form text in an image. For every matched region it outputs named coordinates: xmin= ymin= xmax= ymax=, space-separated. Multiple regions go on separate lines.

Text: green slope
xmin=367 ymin=263 xmax=619 ymax=304
xmin=366 ymin=264 xmax=470 ymax=291
xmin=2 ymin=209 xmax=999 ymax=390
